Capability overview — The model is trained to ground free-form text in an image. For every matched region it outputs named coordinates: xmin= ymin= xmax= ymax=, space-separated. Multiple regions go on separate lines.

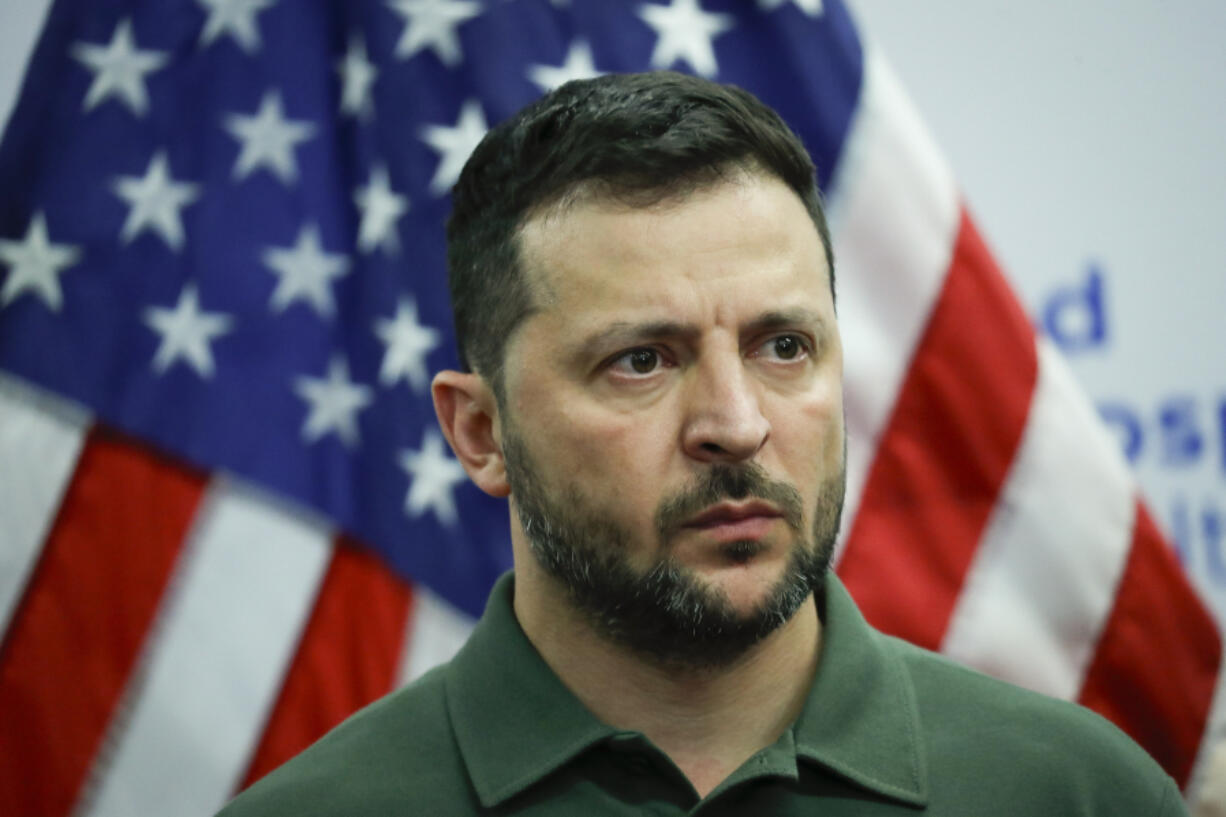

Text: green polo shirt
xmin=217 ymin=572 xmax=1186 ymax=815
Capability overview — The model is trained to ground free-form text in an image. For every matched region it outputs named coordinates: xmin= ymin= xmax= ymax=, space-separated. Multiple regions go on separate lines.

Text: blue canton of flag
xmin=0 ymin=0 xmax=857 ymax=617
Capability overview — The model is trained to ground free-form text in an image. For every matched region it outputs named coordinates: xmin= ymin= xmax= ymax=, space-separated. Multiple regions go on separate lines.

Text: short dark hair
xmin=445 ymin=71 xmax=833 ymax=395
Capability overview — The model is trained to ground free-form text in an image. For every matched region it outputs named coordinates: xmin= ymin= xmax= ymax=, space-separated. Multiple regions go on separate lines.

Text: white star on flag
xmin=388 ymin=0 xmax=482 ymax=67
xmin=757 ymin=0 xmax=823 ymax=15
xmin=0 ymin=212 xmax=82 ymax=311
xmin=528 ymin=40 xmax=603 ymax=94
xmin=354 ymin=163 xmax=408 ymax=254
xmin=143 ymin=284 xmax=234 ymax=378
xmin=374 ymin=297 xmax=440 ymax=392
xmin=336 ymin=34 xmax=378 ymax=120
xmin=112 ymin=151 xmax=201 ymax=251
xmin=294 ymin=355 xmax=373 ymax=448
xmin=70 ymin=18 xmax=168 ymax=116
xmin=262 ymin=223 xmax=351 ymax=318
xmin=197 ymin=0 xmax=277 ymax=52
xmin=224 ymin=90 xmax=316 ymax=185
xmin=399 ymin=429 xmax=467 ymax=527
xmin=637 ymin=0 xmax=735 ymax=79
xmin=420 ymin=98 xmax=487 ymax=195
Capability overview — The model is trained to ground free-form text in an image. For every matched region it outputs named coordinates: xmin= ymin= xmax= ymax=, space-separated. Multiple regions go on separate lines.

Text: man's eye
xmin=763 ymin=335 xmax=807 ymax=361
xmin=626 ymin=348 xmax=659 ymax=373
xmin=773 ymin=336 xmax=800 ymax=359
xmin=609 ymin=347 xmax=661 ymax=376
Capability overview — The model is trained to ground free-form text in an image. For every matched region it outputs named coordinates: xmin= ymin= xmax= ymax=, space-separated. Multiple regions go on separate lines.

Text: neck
xmin=513 ymin=562 xmax=822 ymax=799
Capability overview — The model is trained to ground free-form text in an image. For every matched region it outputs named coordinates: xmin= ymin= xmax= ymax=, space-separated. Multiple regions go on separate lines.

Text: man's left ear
xmin=431 ymin=369 xmax=510 ymax=498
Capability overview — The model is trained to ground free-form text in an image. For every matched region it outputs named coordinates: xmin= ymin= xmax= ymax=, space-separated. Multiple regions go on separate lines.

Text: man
xmin=218 ymin=72 xmax=1185 ymax=815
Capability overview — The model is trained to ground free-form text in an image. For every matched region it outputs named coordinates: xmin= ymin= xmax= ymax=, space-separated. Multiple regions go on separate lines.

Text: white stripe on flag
xmin=0 ymin=371 xmax=88 ymax=636
xmin=939 ymin=339 xmax=1134 ymax=700
xmin=0 ymin=0 xmax=53 ymax=134
xmin=397 ymin=584 xmax=475 ymax=685
xmin=825 ymin=44 xmax=960 ymax=555
xmin=81 ymin=478 xmax=332 ymax=817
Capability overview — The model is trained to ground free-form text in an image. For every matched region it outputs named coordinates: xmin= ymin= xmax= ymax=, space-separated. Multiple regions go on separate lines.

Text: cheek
xmin=576 ymin=419 xmax=673 ymax=510
xmin=515 ymin=388 xmax=674 ymax=507
xmin=770 ymin=387 xmax=844 ymax=478
xmin=807 ymin=365 xmax=845 ymax=450
xmin=816 ymin=388 xmax=845 ymax=453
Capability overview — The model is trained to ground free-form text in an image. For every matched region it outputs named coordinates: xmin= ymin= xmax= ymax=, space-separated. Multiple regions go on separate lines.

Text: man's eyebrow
xmin=744 ymin=308 xmax=828 ymax=335
xmin=580 ymin=310 xmax=828 ymax=352
xmin=580 ymin=320 xmax=699 ymax=351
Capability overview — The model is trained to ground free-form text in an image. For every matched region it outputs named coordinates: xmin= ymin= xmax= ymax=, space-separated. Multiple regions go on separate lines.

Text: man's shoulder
xmin=216 ymin=663 xmax=476 ymax=817
xmin=885 ymin=634 xmax=1183 ymax=812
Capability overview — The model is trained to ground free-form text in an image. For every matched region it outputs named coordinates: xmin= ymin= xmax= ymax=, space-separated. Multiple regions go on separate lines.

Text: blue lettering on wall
xmin=1158 ymin=396 xmax=1204 ymax=467
xmin=1206 ymin=503 xmax=1226 ymax=584
xmin=1171 ymin=496 xmax=1191 ymax=564
xmin=1042 ymin=262 xmax=1108 ymax=353
xmin=1097 ymin=401 xmax=1143 ymax=463
xmin=1097 ymin=394 xmax=1226 ymax=476
xmin=1167 ymin=495 xmax=1226 ymax=588
xmin=1220 ymin=398 xmax=1226 ymax=475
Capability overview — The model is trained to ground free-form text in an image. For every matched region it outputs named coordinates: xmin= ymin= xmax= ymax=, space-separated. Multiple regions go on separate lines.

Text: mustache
xmin=654 ymin=463 xmax=805 ymax=541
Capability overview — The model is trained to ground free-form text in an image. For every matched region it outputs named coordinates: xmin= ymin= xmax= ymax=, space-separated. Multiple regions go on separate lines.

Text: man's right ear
xmin=431 ymin=370 xmax=510 ymax=498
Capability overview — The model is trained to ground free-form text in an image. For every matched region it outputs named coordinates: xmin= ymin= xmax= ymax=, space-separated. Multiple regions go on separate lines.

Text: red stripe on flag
xmin=1077 ymin=501 xmax=1221 ymax=787
xmin=837 ymin=210 xmax=1037 ymax=649
xmin=237 ymin=536 xmax=413 ymax=790
xmin=0 ymin=427 xmax=206 ymax=817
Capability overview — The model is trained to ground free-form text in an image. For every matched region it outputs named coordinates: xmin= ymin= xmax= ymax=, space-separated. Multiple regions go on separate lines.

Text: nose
xmin=681 ymin=354 xmax=770 ymax=464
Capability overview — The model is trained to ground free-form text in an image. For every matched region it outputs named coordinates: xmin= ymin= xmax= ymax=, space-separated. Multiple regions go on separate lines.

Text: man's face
xmin=500 ymin=172 xmax=845 ymax=668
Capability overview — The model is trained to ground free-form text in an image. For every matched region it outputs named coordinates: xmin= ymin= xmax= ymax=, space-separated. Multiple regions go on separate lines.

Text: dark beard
xmin=502 ymin=433 xmax=845 ymax=671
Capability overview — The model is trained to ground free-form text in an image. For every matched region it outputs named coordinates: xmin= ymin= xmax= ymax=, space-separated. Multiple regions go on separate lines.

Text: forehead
xmin=514 ymin=173 xmax=833 ymax=335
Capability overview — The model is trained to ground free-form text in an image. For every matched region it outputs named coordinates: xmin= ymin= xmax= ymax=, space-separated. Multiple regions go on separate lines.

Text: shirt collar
xmin=446 ymin=573 xmax=617 ymax=808
xmin=446 ymin=572 xmax=929 ymax=809
xmin=793 ymin=574 xmax=929 ymax=807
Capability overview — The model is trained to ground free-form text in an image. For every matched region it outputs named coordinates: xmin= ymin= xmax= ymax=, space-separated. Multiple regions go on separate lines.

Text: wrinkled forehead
xmin=513 ymin=173 xmax=833 ymax=337
xmin=515 ymin=166 xmax=813 ymax=301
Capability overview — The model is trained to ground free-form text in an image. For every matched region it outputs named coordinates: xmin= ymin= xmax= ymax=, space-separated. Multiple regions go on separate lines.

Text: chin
xmin=694 ymin=553 xmax=796 ymax=614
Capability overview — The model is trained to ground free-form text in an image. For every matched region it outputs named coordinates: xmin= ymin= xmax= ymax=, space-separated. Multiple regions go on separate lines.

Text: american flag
xmin=0 ymin=0 xmax=1221 ymax=814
